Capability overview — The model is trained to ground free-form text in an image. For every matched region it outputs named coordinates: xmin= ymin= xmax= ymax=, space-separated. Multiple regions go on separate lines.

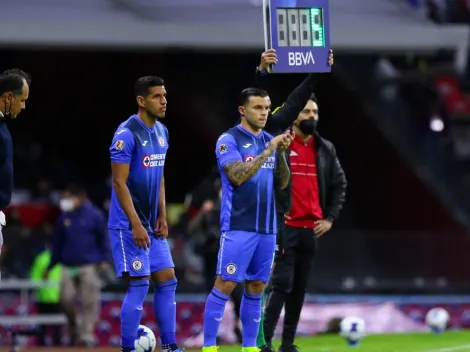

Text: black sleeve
xmin=325 ymin=144 xmax=347 ymax=220
xmin=253 ymin=68 xmax=269 ymax=90
xmin=265 ymin=73 xmax=318 ymax=134
xmin=0 ymin=128 xmax=12 ymax=209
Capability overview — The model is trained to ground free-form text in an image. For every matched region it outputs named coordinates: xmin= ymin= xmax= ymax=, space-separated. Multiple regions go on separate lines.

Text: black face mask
xmin=298 ymin=119 xmax=318 ymax=135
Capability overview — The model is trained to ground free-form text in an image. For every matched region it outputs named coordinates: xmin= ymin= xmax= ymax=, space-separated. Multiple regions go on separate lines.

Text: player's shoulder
xmin=114 ymin=117 xmax=135 ymax=136
xmin=217 ymin=128 xmax=237 ymax=144
xmin=113 ymin=117 xmax=138 ymax=140
xmin=216 ymin=129 xmax=239 ymax=156
xmin=116 ymin=114 xmax=148 ymax=134
xmin=113 ymin=126 xmax=133 ymax=138
xmin=110 ymin=120 xmax=136 ymax=153
xmin=112 ymin=129 xmax=134 ymax=154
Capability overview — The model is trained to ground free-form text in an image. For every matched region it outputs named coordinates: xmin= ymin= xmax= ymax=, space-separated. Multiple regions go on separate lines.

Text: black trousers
xmin=37 ymin=303 xmax=62 ymax=346
xmin=264 ymin=224 xmax=317 ymax=346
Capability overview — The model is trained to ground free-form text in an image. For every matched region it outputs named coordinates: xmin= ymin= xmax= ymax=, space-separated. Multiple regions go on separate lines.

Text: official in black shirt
xmin=0 ymin=69 xmax=31 ymax=261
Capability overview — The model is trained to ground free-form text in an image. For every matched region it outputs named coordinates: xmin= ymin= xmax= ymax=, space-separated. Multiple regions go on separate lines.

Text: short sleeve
xmin=110 ymin=128 xmax=135 ymax=164
xmin=215 ymin=133 xmax=242 ymax=168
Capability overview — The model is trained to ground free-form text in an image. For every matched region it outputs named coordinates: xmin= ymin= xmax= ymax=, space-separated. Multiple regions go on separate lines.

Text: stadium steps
xmin=333 ymin=54 xmax=470 ymax=234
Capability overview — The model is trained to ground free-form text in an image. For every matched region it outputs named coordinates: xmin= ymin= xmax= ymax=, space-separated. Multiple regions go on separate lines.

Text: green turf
xmin=196 ymin=331 xmax=470 ymax=352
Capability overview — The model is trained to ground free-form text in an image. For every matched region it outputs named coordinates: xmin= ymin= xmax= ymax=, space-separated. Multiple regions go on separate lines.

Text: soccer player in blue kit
xmin=108 ymin=76 xmax=181 ymax=352
xmin=202 ymin=88 xmax=293 ymax=352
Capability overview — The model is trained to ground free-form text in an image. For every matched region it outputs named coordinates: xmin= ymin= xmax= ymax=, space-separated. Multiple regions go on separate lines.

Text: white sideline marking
xmin=423 ymin=344 xmax=470 ymax=352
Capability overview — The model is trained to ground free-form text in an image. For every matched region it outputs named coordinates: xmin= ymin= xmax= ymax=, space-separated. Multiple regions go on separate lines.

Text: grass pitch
xmin=199 ymin=331 xmax=470 ymax=352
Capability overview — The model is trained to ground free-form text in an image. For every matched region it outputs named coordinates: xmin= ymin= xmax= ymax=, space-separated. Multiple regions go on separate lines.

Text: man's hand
xmin=314 ymin=219 xmax=332 ymax=237
xmin=278 ymin=130 xmax=295 ymax=152
xmin=154 ymin=216 xmax=169 ymax=238
xmin=328 ymin=49 xmax=334 ymax=67
xmin=267 ymin=131 xmax=294 ymax=154
xmin=133 ymin=223 xmax=151 ymax=249
xmin=260 ymin=49 xmax=278 ymax=71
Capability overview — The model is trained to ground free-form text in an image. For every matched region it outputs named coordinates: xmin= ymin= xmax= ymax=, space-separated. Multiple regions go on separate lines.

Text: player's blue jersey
xmin=108 ymin=115 xmax=169 ymax=232
xmin=215 ymin=124 xmax=277 ymax=235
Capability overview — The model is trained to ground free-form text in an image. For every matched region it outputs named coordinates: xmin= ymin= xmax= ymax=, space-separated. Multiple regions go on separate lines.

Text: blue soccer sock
xmin=240 ymin=291 xmax=262 ymax=347
xmin=121 ymin=279 xmax=150 ymax=352
xmin=203 ymin=287 xmax=230 ymax=347
xmin=154 ymin=278 xmax=178 ymax=350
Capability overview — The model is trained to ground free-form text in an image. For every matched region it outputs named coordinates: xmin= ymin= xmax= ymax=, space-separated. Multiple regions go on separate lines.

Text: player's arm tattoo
xmin=223 ymin=151 xmax=271 ymax=186
xmin=277 ymin=151 xmax=290 ymax=190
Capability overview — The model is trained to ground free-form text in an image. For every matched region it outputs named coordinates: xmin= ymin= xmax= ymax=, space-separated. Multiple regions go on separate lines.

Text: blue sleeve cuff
xmin=256 ymin=67 xmax=269 ymax=76
xmin=110 ymin=157 xmax=131 ymax=164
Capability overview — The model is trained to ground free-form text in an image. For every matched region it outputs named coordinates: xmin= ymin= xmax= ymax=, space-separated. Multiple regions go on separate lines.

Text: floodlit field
xmin=20 ymin=331 xmax=470 ymax=352
xmin=189 ymin=331 xmax=470 ymax=352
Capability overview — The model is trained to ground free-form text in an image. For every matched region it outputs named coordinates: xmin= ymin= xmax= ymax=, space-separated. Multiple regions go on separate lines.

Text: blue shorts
xmin=109 ymin=229 xmax=174 ymax=278
xmin=216 ymin=230 xmax=276 ymax=283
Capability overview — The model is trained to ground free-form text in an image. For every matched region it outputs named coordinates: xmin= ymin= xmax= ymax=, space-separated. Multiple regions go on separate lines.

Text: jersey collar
xmin=236 ymin=124 xmax=263 ymax=138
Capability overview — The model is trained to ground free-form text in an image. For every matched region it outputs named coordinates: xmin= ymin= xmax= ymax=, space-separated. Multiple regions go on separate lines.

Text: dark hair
xmin=134 ymin=76 xmax=165 ymax=97
xmin=309 ymin=93 xmax=317 ymax=103
xmin=0 ymin=68 xmax=31 ymax=96
xmin=239 ymin=87 xmax=269 ymax=106
xmin=65 ymin=184 xmax=86 ymax=197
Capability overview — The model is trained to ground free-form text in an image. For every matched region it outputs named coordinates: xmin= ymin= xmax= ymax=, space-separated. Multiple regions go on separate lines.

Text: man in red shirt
xmin=263 ymin=94 xmax=347 ymax=352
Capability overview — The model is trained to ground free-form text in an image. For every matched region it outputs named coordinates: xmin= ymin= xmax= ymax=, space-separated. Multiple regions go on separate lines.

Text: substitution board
xmin=263 ymin=0 xmax=331 ymax=73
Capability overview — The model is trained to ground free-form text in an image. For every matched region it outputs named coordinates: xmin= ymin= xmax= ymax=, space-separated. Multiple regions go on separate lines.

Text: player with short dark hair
xmin=108 ymin=76 xmax=181 ymax=352
xmin=238 ymin=87 xmax=269 ymax=105
xmin=202 ymin=87 xmax=292 ymax=352
xmin=0 ymin=68 xmax=31 ymax=266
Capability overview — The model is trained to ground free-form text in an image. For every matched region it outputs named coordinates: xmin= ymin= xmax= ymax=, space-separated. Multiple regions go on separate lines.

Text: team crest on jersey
xmin=142 ymin=154 xmax=166 ymax=168
xmin=143 ymin=155 xmax=151 ymax=167
xmin=244 ymin=155 xmax=255 ymax=162
xmin=132 ymin=258 xmax=143 ymax=271
xmin=158 ymin=136 xmax=165 ymax=147
xmin=226 ymin=263 xmax=237 ymax=275
xmin=115 ymin=140 xmax=125 ymax=151
xmin=219 ymin=144 xmax=227 ymax=154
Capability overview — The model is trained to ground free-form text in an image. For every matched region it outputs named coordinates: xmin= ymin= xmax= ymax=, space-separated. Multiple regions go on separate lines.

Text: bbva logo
xmin=288 ymin=51 xmax=315 ymax=66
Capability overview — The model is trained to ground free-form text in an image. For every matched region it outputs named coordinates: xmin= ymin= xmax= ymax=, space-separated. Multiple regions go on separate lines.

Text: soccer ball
xmin=340 ymin=316 xmax=366 ymax=346
xmin=135 ymin=325 xmax=157 ymax=352
xmin=425 ymin=307 xmax=450 ymax=333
